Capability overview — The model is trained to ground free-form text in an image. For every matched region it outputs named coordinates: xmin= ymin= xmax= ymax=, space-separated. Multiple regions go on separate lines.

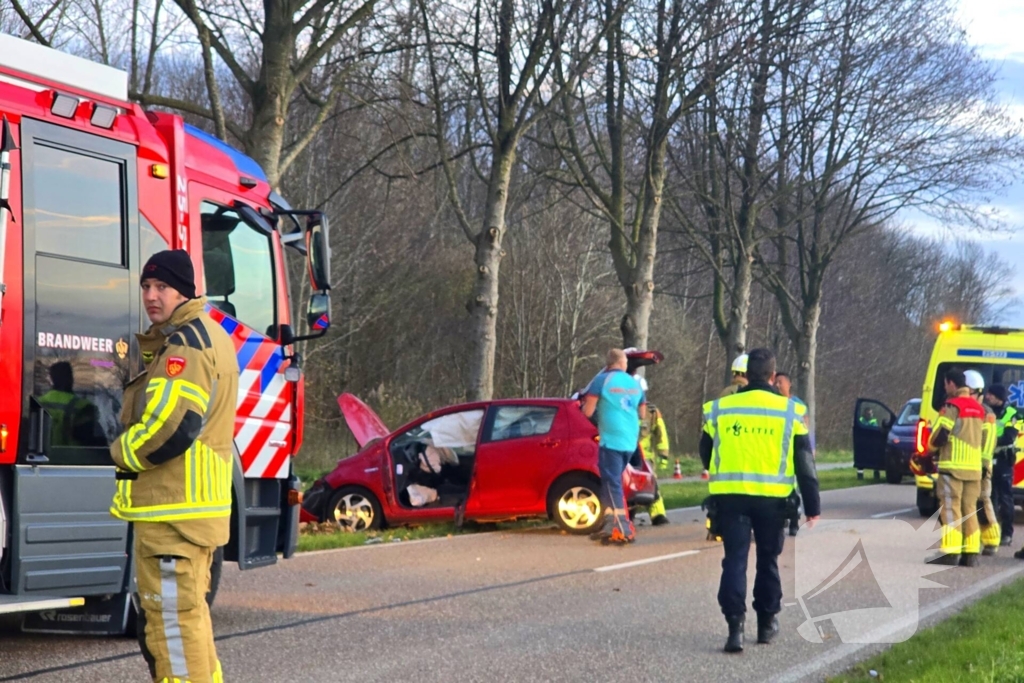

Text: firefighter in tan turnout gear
xmin=924 ymin=368 xmax=985 ymax=567
xmin=110 ymin=250 xmax=239 ymax=683
xmin=964 ymin=370 xmax=1002 ymax=555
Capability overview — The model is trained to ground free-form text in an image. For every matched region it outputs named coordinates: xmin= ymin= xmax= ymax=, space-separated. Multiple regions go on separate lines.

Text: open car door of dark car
xmin=852 ymin=398 xmax=896 ymax=472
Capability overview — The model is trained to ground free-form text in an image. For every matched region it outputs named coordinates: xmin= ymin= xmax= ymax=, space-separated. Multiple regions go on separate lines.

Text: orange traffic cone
xmin=673 ymin=460 xmax=683 ymax=479
xmin=700 ymin=469 xmax=709 ymax=481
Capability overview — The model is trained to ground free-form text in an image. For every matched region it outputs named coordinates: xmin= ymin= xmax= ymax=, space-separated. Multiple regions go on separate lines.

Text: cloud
xmin=959 ymin=0 xmax=1024 ymax=61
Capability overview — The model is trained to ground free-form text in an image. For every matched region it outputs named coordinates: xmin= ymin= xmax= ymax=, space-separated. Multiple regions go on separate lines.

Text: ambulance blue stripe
xmin=260 ymin=348 xmax=285 ymax=392
xmin=957 ymin=349 xmax=1024 ymax=360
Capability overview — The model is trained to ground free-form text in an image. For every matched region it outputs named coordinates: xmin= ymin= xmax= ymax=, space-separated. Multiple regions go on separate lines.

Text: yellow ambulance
xmin=911 ymin=323 xmax=1024 ymax=515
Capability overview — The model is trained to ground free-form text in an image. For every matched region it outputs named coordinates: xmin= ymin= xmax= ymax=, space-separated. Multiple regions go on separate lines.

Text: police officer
xmin=925 ymin=368 xmax=984 ymax=566
xmin=110 ymin=250 xmax=239 ymax=683
xmin=700 ymin=348 xmax=821 ymax=653
xmin=984 ymin=384 xmax=1018 ymax=548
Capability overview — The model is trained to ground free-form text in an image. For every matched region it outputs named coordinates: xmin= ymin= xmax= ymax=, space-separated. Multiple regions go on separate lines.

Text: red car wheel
xmin=328 ymin=486 xmax=383 ymax=532
xmin=548 ymin=474 xmax=602 ymax=535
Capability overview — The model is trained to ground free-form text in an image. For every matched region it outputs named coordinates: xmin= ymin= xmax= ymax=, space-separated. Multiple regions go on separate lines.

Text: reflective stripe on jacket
xmin=639 ymin=405 xmax=670 ymax=456
xmin=929 ymin=389 xmax=984 ymax=481
xmin=702 ymin=390 xmax=809 ymax=497
xmin=110 ymin=297 xmax=239 ymax=547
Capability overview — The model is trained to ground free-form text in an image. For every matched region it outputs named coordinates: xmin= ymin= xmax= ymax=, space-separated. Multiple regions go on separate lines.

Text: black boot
xmin=724 ymin=615 xmax=745 ymax=653
xmin=757 ymin=613 xmax=780 ymax=644
xmin=927 ymin=553 xmax=960 ymax=566
xmin=960 ymin=553 xmax=979 ymax=567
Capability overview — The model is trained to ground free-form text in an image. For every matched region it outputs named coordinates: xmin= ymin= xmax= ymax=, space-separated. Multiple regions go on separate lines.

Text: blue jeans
xmin=598 ymin=447 xmax=631 ymax=513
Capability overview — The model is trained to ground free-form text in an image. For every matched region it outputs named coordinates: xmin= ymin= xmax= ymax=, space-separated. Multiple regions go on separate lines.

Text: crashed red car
xmin=300 ymin=393 xmax=657 ymax=535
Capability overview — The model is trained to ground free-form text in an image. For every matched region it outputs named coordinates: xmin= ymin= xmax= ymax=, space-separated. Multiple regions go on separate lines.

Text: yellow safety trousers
xmin=978 ymin=473 xmax=1002 ymax=549
xmin=937 ymin=474 xmax=981 ymax=555
xmin=135 ymin=522 xmax=223 ymax=683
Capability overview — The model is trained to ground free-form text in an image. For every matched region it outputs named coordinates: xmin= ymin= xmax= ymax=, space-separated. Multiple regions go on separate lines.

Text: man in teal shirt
xmin=582 ymin=349 xmax=646 ymax=544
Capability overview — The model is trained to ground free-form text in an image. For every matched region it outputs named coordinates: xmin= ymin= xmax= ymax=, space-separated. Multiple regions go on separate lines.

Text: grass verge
xmin=828 ymin=576 xmax=1024 ymax=683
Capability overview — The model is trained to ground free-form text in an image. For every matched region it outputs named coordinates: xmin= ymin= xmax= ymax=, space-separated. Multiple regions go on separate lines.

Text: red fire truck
xmin=0 ymin=34 xmax=330 ymax=634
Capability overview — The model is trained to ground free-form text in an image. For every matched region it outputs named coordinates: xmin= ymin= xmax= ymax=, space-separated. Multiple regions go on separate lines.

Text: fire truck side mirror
xmin=306 ymin=293 xmax=330 ymax=333
xmin=305 ymin=213 xmax=331 ymax=293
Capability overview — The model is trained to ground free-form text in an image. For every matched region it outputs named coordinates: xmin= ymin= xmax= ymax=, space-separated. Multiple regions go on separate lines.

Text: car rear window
xmin=932 ymin=362 xmax=1024 ymax=411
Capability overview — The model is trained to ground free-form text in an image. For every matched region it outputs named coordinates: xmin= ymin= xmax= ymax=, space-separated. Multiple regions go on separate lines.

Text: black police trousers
xmin=993 ymin=456 xmax=1015 ymax=540
xmin=716 ymin=494 xmax=787 ymax=618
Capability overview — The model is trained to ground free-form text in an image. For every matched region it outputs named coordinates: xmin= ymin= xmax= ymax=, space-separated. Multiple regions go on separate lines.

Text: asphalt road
xmin=3 ymin=482 xmax=1023 ymax=683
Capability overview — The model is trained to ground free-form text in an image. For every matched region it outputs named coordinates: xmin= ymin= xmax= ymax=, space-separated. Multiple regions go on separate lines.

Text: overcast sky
xmin=926 ymin=1 xmax=1024 ymax=325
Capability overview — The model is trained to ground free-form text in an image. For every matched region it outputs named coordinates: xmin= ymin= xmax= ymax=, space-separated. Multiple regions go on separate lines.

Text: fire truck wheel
xmin=328 ymin=486 xmax=383 ymax=532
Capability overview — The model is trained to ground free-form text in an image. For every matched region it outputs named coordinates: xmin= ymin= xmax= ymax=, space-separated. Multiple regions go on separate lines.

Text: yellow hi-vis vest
xmin=702 ymin=389 xmax=809 ymax=497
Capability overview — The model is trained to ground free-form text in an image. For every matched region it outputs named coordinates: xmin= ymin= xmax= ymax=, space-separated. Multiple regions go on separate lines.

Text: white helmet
xmin=731 ymin=354 xmax=749 ymax=375
xmin=964 ymin=369 xmax=985 ymax=393
xmin=634 ymin=374 xmax=649 ymax=392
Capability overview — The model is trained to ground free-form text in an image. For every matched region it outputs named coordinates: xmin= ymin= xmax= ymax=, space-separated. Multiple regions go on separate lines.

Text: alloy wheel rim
xmin=557 ymin=486 xmax=600 ymax=529
xmin=333 ymin=493 xmax=374 ymax=532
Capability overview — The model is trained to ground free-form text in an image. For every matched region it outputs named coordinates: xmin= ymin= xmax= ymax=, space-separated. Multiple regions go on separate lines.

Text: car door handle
xmin=540 ymin=439 xmax=560 ymax=448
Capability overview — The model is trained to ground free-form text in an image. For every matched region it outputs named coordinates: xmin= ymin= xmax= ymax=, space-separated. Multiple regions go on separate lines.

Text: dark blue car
xmin=884 ymin=399 xmax=922 ymax=484
xmin=852 ymin=398 xmax=921 ymax=484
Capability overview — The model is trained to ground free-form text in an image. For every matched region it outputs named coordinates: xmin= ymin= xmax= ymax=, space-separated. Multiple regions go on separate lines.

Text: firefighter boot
xmin=757 ymin=613 xmax=780 ymax=645
xmin=724 ymin=615 xmax=745 ymax=653
xmin=927 ymin=553 xmax=960 ymax=566
xmin=650 ymin=494 xmax=669 ymax=526
xmin=960 ymin=553 xmax=980 ymax=567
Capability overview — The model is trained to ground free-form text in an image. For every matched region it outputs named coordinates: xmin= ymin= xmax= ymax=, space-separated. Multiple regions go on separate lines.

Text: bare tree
xmin=666 ymin=0 xmax=814 ymax=381
xmin=418 ymin=0 xmax=608 ymax=400
xmin=758 ymin=0 xmax=1024 ymax=426
xmin=543 ymin=0 xmax=752 ymax=352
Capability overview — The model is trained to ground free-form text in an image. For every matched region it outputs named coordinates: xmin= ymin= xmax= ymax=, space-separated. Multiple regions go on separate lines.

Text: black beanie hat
xmin=141 ymin=249 xmax=196 ymax=299
xmin=988 ymin=384 xmax=1008 ymax=403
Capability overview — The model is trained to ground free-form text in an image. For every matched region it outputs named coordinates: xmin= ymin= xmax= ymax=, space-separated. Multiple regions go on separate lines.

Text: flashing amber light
xmin=939 ymin=321 xmax=953 ymax=333
xmin=287 ymin=489 xmax=303 ymax=506
xmin=150 ymin=164 xmax=169 ymax=179
xmin=0 ymin=424 xmax=6 ymax=452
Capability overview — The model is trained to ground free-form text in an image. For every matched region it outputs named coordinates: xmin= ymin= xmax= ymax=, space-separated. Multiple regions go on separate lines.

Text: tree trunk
xmin=794 ymin=296 xmax=821 ymax=436
xmin=719 ymin=256 xmax=753 ymax=385
xmin=243 ymin=3 xmax=294 ymax=189
xmin=466 ymin=145 xmax=514 ymax=401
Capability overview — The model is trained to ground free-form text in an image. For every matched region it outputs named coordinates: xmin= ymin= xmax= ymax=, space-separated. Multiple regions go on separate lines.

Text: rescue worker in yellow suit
xmin=109 ymin=250 xmax=238 ymax=683
xmin=965 ymin=370 xmax=1002 ymax=555
xmin=633 ymin=374 xmax=670 ymax=525
xmin=922 ymin=367 xmax=985 ymax=566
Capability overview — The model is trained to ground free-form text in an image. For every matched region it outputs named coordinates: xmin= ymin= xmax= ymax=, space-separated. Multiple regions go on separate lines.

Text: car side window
xmin=488 ymin=406 xmax=558 ymax=442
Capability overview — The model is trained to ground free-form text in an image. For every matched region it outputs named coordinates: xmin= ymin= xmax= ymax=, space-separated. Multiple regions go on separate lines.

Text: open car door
xmin=852 ymin=398 xmax=895 ymax=473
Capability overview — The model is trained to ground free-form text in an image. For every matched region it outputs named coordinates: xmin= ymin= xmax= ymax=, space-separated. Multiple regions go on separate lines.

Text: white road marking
xmin=665 ymin=505 xmax=703 ymax=516
xmin=771 ymin=564 xmax=1024 ymax=683
xmin=869 ymin=506 xmax=916 ymax=519
xmin=593 ymin=550 xmax=700 ymax=573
